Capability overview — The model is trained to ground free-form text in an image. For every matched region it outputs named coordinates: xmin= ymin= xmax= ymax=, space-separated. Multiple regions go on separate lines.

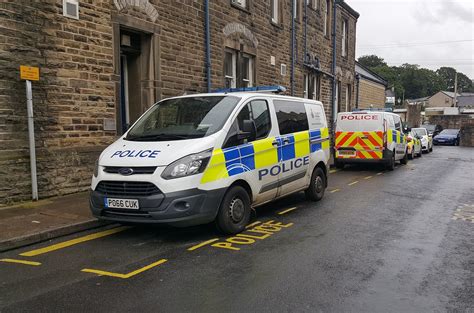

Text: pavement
xmin=0 ymin=192 xmax=110 ymax=252
xmin=0 ymin=145 xmax=473 ymax=312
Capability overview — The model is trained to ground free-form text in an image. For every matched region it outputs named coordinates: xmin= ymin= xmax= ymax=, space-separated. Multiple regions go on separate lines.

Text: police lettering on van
xmin=90 ymin=87 xmax=330 ymax=234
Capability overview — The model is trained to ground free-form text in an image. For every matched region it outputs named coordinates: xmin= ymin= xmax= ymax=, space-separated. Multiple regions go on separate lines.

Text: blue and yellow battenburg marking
xmin=388 ymin=129 xmax=405 ymax=144
xmin=201 ymin=128 xmax=329 ymax=184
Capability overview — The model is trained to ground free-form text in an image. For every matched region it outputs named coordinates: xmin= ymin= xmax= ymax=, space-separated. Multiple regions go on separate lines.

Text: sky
xmin=350 ymin=0 xmax=474 ymax=79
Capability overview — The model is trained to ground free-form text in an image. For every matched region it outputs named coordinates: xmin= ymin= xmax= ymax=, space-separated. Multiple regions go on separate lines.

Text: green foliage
xmin=357 ymin=56 xmax=474 ymax=101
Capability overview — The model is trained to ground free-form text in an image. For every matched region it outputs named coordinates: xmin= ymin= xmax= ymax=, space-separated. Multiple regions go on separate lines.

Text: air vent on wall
xmin=281 ymin=64 xmax=287 ymax=76
xmin=63 ymin=0 xmax=79 ymax=19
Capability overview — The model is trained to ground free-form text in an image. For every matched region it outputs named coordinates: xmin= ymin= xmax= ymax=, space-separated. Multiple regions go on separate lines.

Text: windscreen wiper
xmin=125 ymin=134 xmax=190 ymax=141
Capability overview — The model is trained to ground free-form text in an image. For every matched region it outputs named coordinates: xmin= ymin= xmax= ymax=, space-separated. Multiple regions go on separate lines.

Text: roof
xmin=338 ymin=0 xmax=360 ymax=18
xmin=355 ymin=62 xmax=388 ymax=87
xmin=457 ymin=95 xmax=474 ymax=107
xmin=440 ymin=91 xmax=461 ymax=98
xmin=385 ymin=89 xmax=395 ymax=97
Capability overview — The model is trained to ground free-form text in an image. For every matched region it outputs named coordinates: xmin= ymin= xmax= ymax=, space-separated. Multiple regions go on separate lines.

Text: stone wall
xmin=0 ymin=0 xmax=358 ymax=205
xmin=428 ymin=115 xmax=474 ymax=146
xmin=357 ymin=79 xmax=385 ymax=109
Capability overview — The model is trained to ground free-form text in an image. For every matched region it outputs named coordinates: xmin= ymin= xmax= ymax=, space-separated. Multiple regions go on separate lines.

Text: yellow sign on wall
xmin=20 ymin=66 xmax=40 ymax=81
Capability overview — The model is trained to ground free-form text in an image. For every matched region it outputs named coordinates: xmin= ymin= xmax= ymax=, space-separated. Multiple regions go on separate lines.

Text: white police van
xmin=90 ymin=86 xmax=330 ymax=234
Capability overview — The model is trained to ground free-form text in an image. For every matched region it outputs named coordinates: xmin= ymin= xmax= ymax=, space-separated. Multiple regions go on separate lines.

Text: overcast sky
xmin=350 ymin=0 xmax=473 ymax=79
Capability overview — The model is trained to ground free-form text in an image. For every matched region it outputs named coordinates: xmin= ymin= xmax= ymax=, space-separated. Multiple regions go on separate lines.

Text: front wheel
xmin=429 ymin=145 xmax=433 ymax=152
xmin=400 ymin=150 xmax=408 ymax=165
xmin=386 ymin=152 xmax=395 ymax=171
xmin=305 ymin=167 xmax=326 ymax=202
xmin=215 ymin=186 xmax=251 ymax=235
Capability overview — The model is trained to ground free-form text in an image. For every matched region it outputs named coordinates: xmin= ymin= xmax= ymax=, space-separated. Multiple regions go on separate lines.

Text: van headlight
xmin=161 ymin=149 xmax=212 ymax=180
xmin=93 ymin=159 xmax=99 ymax=177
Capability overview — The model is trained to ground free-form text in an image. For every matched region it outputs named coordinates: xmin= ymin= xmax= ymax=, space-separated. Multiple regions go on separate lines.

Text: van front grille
xmin=95 ymin=181 xmax=161 ymax=197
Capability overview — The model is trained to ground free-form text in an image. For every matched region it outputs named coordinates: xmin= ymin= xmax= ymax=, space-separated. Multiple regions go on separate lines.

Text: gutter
xmin=291 ymin=0 xmax=295 ymax=96
xmin=331 ymin=0 xmax=338 ymax=123
xmin=205 ymin=0 xmax=211 ymax=92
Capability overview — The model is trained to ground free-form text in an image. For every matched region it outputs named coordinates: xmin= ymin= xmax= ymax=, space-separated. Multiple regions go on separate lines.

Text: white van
xmin=90 ymin=90 xmax=330 ymax=234
xmin=334 ymin=111 xmax=408 ymax=170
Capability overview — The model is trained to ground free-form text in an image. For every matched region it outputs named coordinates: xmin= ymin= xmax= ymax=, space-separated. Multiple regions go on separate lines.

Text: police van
xmin=90 ymin=87 xmax=330 ymax=234
xmin=334 ymin=110 xmax=407 ymax=170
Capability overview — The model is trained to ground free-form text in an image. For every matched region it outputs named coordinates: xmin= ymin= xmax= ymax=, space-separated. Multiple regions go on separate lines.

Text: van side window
xmin=223 ymin=100 xmax=271 ymax=148
xmin=393 ymin=115 xmax=402 ymax=131
xmin=387 ymin=115 xmax=395 ymax=130
xmin=274 ymin=100 xmax=309 ymax=135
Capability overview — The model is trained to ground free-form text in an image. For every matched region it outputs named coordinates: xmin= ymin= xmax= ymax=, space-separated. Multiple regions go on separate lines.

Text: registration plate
xmin=105 ymin=198 xmax=139 ymax=210
xmin=338 ymin=150 xmax=356 ymax=156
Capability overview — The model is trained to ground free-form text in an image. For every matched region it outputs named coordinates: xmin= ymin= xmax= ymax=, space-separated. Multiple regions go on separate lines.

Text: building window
xmin=271 ymin=0 xmax=279 ymax=23
xmin=345 ymin=84 xmax=351 ymax=111
xmin=342 ymin=19 xmax=348 ymax=57
xmin=63 ymin=0 xmax=79 ymax=19
xmin=306 ymin=0 xmax=318 ymax=10
xmin=324 ymin=0 xmax=330 ymax=37
xmin=224 ymin=50 xmax=237 ymax=88
xmin=293 ymin=0 xmax=298 ymax=20
xmin=232 ymin=0 xmax=247 ymax=9
xmin=224 ymin=49 xmax=255 ymax=88
xmin=304 ymin=74 xmax=321 ymax=100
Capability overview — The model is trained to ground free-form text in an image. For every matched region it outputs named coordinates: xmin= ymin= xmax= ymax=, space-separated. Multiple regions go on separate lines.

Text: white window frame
xmin=63 ymin=0 xmax=79 ymax=19
xmin=271 ymin=0 xmax=279 ymax=23
xmin=224 ymin=50 xmax=237 ymax=88
xmin=293 ymin=0 xmax=298 ymax=20
xmin=304 ymin=74 xmax=318 ymax=100
xmin=323 ymin=0 xmax=329 ymax=36
xmin=232 ymin=0 xmax=247 ymax=9
xmin=345 ymin=84 xmax=349 ymax=112
xmin=342 ymin=19 xmax=347 ymax=57
xmin=242 ymin=54 xmax=254 ymax=88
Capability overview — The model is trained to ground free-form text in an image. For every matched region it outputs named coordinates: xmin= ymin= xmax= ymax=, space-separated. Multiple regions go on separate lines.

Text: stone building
xmin=0 ymin=0 xmax=358 ymax=205
xmin=354 ymin=61 xmax=387 ymax=109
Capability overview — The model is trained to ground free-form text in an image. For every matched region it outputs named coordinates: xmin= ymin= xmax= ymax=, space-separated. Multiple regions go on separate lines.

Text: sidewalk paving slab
xmin=0 ymin=192 xmax=113 ymax=252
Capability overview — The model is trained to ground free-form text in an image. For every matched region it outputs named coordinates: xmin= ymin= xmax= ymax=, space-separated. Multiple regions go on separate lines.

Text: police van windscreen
xmin=125 ymin=96 xmax=241 ymax=141
xmin=336 ymin=113 xmax=384 ymax=132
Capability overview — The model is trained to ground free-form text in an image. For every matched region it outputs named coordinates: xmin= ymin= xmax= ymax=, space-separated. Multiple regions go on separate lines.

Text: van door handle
xmin=282 ymin=138 xmax=291 ymax=144
xmin=272 ymin=140 xmax=279 ymax=147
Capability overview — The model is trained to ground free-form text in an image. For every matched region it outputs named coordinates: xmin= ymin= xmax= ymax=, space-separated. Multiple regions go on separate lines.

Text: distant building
xmin=355 ymin=61 xmax=388 ymax=109
xmin=426 ymin=91 xmax=460 ymax=108
xmin=458 ymin=94 xmax=474 ymax=114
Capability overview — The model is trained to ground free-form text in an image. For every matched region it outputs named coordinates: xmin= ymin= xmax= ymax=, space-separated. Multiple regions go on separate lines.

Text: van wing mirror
xmin=239 ymin=120 xmax=257 ymax=142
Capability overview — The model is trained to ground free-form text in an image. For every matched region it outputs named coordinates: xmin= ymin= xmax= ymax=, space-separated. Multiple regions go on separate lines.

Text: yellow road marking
xmin=329 ymin=169 xmax=339 ymax=174
xmin=82 ymin=259 xmax=167 ymax=279
xmin=348 ymin=181 xmax=359 ymax=186
xmin=1 ymin=258 xmax=41 ymax=266
xmin=376 ymin=172 xmax=384 ymax=175
xmin=278 ymin=207 xmax=297 ymax=215
xmin=187 ymin=238 xmax=219 ymax=251
xmin=20 ymin=226 xmax=131 ymax=257
xmin=245 ymin=221 xmax=262 ymax=229
xmin=330 ymin=188 xmax=341 ymax=193
xmin=364 ymin=175 xmax=373 ymax=180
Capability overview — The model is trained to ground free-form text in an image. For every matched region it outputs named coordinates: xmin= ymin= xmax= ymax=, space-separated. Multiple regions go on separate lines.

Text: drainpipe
xmin=205 ymin=0 xmax=211 ymax=92
xmin=291 ymin=0 xmax=295 ymax=96
xmin=304 ymin=0 xmax=307 ymax=64
xmin=355 ymin=74 xmax=360 ymax=109
xmin=331 ymin=0 xmax=338 ymax=123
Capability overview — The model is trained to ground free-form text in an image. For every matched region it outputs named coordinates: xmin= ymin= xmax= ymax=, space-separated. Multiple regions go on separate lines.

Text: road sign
xmin=20 ymin=65 xmax=40 ymax=81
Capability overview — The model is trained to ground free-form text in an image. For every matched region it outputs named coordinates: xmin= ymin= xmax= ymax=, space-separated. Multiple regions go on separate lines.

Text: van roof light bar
xmin=212 ymin=85 xmax=287 ymax=94
xmin=352 ymin=108 xmax=393 ymax=112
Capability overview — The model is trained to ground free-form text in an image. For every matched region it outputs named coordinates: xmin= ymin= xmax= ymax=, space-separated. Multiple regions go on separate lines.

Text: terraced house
xmin=0 ymin=0 xmax=359 ymax=204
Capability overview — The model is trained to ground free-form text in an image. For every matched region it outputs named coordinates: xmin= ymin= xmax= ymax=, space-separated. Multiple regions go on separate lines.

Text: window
xmin=224 ymin=100 xmax=271 ymax=148
xmin=224 ymin=49 xmax=255 ymax=88
xmin=63 ymin=0 xmax=79 ymax=19
xmin=306 ymin=0 xmax=318 ymax=10
xmin=393 ymin=115 xmax=402 ymax=131
xmin=324 ymin=0 xmax=330 ymax=37
xmin=274 ymin=100 xmax=309 ymax=135
xmin=271 ymin=0 xmax=279 ymax=23
xmin=232 ymin=0 xmax=247 ymax=9
xmin=304 ymin=74 xmax=320 ymax=100
xmin=224 ymin=50 xmax=237 ymax=88
xmin=345 ymin=84 xmax=351 ymax=111
xmin=342 ymin=19 xmax=348 ymax=57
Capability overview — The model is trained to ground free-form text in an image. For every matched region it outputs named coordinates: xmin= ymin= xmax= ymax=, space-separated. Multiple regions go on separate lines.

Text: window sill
xmin=270 ymin=20 xmax=284 ymax=30
xmin=231 ymin=3 xmax=251 ymax=14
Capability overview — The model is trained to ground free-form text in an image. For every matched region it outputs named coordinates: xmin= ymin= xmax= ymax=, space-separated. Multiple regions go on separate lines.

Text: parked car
xmin=406 ymin=131 xmax=422 ymax=159
xmin=412 ymin=127 xmax=433 ymax=153
xmin=421 ymin=124 xmax=443 ymax=137
xmin=433 ymin=129 xmax=461 ymax=146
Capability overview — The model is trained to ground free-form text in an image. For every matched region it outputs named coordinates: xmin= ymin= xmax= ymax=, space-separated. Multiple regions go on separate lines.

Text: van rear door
xmin=335 ymin=112 xmax=384 ymax=159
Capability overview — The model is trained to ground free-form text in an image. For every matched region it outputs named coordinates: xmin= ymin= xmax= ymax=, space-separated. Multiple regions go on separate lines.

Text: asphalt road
xmin=1 ymin=146 xmax=473 ymax=313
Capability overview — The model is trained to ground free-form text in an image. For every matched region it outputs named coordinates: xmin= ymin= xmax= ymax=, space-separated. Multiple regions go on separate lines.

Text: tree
xmin=436 ymin=67 xmax=474 ymax=93
xmin=357 ymin=55 xmax=387 ymax=68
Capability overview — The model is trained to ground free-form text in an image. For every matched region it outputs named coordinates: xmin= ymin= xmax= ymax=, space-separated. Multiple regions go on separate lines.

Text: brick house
xmin=354 ymin=61 xmax=387 ymax=109
xmin=0 ymin=0 xmax=358 ymax=205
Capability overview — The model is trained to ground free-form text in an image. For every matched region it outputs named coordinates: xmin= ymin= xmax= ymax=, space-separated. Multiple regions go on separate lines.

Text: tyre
xmin=417 ymin=149 xmax=422 ymax=157
xmin=400 ymin=150 xmax=408 ymax=165
xmin=386 ymin=151 xmax=395 ymax=171
xmin=455 ymin=139 xmax=459 ymax=146
xmin=215 ymin=186 xmax=251 ymax=235
xmin=335 ymin=160 xmax=344 ymax=169
xmin=429 ymin=145 xmax=433 ymax=152
xmin=305 ymin=167 xmax=326 ymax=202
